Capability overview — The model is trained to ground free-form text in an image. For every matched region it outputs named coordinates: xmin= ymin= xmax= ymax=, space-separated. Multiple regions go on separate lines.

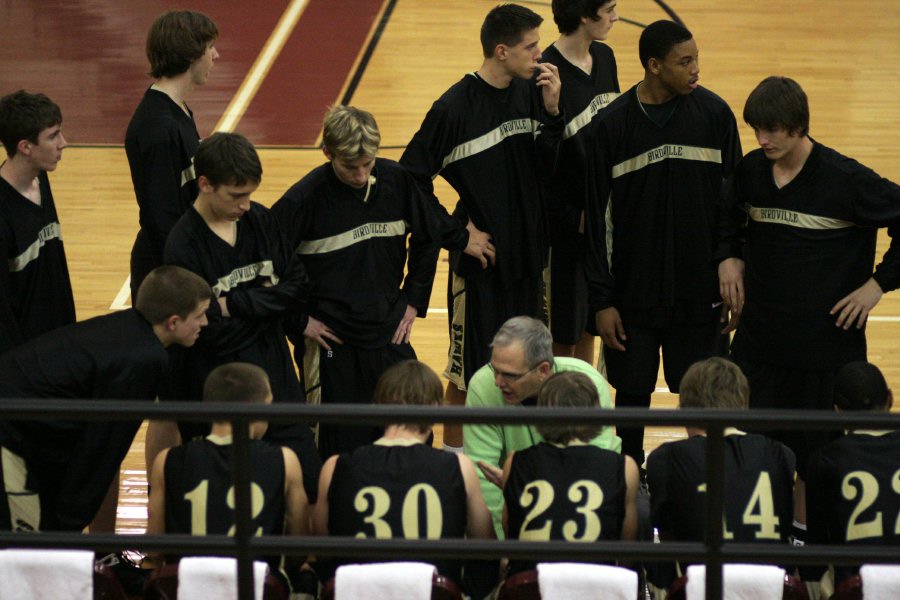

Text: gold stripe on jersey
xmin=2 ymin=448 xmax=40 ymax=532
xmin=180 ymin=163 xmax=196 ymax=188
xmin=745 ymin=204 xmax=856 ymax=230
xmin=8 ymin=222 xmax=62 ymax=273
xmin=563 ymin=92 xmax=618 ymax=140
xmin=611 ymin=145 xmax=721 ymax=179
xmin=211 ymin=260 xmax=279 ymax=297
xmin=437 ymin=118 xmax=543 ymax=177
xmin=296 ymin=220 xmax=407 ymax=255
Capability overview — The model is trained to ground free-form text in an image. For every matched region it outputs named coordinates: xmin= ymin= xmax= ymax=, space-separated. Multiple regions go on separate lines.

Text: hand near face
xmin=535 ymin=63 xmax=561 ymax=116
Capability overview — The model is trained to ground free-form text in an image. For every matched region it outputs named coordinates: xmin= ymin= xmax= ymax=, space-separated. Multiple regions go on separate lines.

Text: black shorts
xmin=731 ymin=354 xmax=839 ymax=480
xmin=545 ymin=239 xmax=591 ymax=346
xmin=602 ymin=309 xmax=723 ymax=395
xmin=304 ymin=340 xmax=416 ymax=461
xmin=445 ymin=271 xmax=545 ymax=390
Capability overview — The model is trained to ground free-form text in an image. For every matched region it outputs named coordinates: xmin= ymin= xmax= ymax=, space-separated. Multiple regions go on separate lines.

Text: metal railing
xmin=0 ymin=400 xmax=898 ymax=599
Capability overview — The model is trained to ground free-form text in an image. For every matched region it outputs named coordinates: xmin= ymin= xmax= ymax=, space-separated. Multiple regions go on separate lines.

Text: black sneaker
xmin=96 ymin=551 xmax=151 ymax=597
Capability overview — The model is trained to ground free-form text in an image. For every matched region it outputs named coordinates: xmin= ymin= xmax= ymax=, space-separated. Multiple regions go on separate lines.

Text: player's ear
xmin=494 ymin=43 xmax=508 ymax=61
xmin=197 ymin=175 xmax=215 ymax=193
xmin=16 ymin=139 xmax=31 ymax=156
xmin=164 ymin=314 xmax=181 ymax=332
xmin=322 ymin=146 xmax=334 ymax=162
xmin=647 ymin=57 xmax=661 ymax=75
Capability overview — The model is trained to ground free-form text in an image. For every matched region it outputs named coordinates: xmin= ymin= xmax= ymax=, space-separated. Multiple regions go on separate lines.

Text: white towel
xmin=177 ymin=557 xmax=268 ymax=600
xmin=860 ymin=564 xmax=900 ymax=600
xmin=335 ymin=562 xmax=436 ymax=600
xmin=536 ymin=562 xmax=637 ymax=600
xmin=685 ymin=564 xmax=785 ymax=600
xmin=0 ymin=548 xmax=94 ymax=600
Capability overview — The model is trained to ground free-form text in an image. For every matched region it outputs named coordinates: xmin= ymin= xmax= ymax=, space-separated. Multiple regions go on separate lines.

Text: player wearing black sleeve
xmin=163 ymin=132 xmax=320 ymax=501
xmin=272 ymin=105 xmax=493 ymax=459
xmin=805 ymin=361 xmax=899 ymax=594
xmin=126 ymin=10 xmax=218 ymax=300
xmin=0 ymin=91 xmax=74 ymax=354
xmin=0 ymin=266 xmax=212 ymax=532
xmin=313 ymin=361 xmax=494 ymax=596
xmin=149 ymin=363 xmax=309 ymax=590
xmin=645 ymin=358 xmax=795 ymax=592
xmin=717 ymin=77 xmax=900 ymax=538
xmin=502 ymin=371 xmax=638 ymax=577
xmin=584 ymin=20 xmax=742 ymax=468
xmin=400 ymin=4 xmax=562 ymax=449
xmin=541 ymin=0 xmax=620 ymax=361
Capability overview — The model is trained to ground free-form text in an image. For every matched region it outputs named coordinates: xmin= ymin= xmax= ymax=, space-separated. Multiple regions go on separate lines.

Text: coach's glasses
xmin=488 ymin=362 xmax=542 ymax=382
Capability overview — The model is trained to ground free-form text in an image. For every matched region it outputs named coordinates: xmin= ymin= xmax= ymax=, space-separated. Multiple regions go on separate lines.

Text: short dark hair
xmin=536 ymin=372 xmax=603 ymax=444
xmin=639 ymin=20 xmax=693 ymax=68
xmin=135 ymin=265 xmax=213 ymax=324
xmin=146 ymin=10 xmax=218 ymax=79
xmin=194 ymin=132 xmax=262 ymax=187
xmin=552 ymin=0 xmax=613 ymax=35
xmin=743 ymin=76 xmax=810 ymax=137
xmin=480 ymin=4 xmax=544 ymax=58
xmin=833 ymin=361 xmax=890 ymax=412
xmin=679 ymin=357 xmax=749 ymax=410
xmin=373 ymin=360 xmax=443 ymax=434
xmin=0 ymin=90 xmax=62 ymax=157
xmin=203 ymin=362 xmax=271 ymax=404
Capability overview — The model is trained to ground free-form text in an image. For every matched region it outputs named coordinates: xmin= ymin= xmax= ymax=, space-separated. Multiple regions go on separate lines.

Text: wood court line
xmin=215 ymin=0 xmax=311 ymax=133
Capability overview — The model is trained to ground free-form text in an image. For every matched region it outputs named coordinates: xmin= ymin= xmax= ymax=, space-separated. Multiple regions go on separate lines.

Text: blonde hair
xmin=679 ymin=357 xmax=749 ymax=410
xmin=322 ymin=105 xmax=380 ymax=160
xmin=373 ymin=360 xmax=442 ymax=434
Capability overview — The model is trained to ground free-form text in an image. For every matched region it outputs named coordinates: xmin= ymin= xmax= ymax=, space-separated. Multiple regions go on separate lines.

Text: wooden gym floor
xmin=2 ymin=0 xmax=899 ymax=533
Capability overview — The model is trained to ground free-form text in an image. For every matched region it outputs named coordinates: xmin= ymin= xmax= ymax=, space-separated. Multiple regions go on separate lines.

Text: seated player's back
xmin=648 ymin=431 xmax=795 ymax=544
xmin=807 ymin=429 xmax=900 ymax=583
xmin=326 ymin=441 xmax=467 ymax=579
xmin=504 ymin=441 xmax=627 ymax=574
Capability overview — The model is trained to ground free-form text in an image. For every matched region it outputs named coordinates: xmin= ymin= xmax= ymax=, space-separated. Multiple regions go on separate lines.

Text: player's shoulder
xmin=589 ymin=40 xmax=616 ymax=62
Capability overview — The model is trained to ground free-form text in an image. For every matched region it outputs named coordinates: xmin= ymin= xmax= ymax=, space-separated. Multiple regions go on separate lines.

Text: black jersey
xmin=585 ymin=85 xmax=742 ymax=325
xmin=806 ymin=430 xmax=900 ymax=581
xmin=164 ymin=203 xmax=308 ymax=405
xmin=0 ymin=309 xmax=168 ymax=530
xmin=126 ymin=88 xmax=201 ymax=277
xmin=647 ymin=432 xmax=795 ymax=544
xmin=271 ymin=159 xmax=466 ymax=348
xmin=164 ymin=435 xmax=286 ymax=537
xmin=504 ymin=442 xmax=626 ymax=574
xmin=400 ymin=73 xmax=564 ymax=284
xmin=0 ymin=171 xmax=75 ymax=353
xmin=718 ymin=142 xmax=900 ymax=369
xmin=541 ymin=42 xmax=619 ymax=226
xmin=327 ymin=442 xmax=467 ymax=580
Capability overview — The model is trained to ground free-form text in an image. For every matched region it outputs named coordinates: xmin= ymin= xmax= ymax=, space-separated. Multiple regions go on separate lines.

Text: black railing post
xmin=705 ymin=425 xmax=725 ymax=600
xmin=232 ymin=417 xmax=254 ymax=600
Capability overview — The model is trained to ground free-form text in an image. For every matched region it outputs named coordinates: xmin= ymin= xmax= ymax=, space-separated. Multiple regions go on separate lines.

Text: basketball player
xmin=126 ymin=10 xmax=219 ymax=299
xmin=400 ymin=3 xmax=563 ymax=450
xmin=542 ymin=0 xmax=620 ymax=361
xmin=646 ymin=357 xmax=795 ymax=591
xmin=0 ymin=265 xmax=212 ymax=532
xmin=148 ymin=362 xmax=308 ymax=589
xmin=805 ymin=361 xmax=899 ymax=595
xmin=163 ymin=132 xmax=320 ymax=501
xmin=0 ymin=90 xmax=74 ymax=354
xmin=502 ymin=371 xmax=638 ymax=575
xmin=584 ymin=20 xmax=742 ymax=469
xmin=313 ymin=360 xmax=494 ymax=595
xmin=271 ymin=105 xmax=494 ymax=460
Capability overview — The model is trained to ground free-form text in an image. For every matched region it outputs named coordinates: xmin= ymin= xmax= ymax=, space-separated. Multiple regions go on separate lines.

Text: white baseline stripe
xmin=111 ymin=276 xmax=131 ymax=310
xmin=214 ymin=0 xmax=309 ymax=132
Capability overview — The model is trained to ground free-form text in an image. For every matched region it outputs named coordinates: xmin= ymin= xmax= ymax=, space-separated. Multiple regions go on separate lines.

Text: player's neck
xmin=638 ymin=78 xmax=676 ymax=105
xmin=553 ymin=34 xmax=593 ymax=75
xmin=152 ymin=75 xmax=193 ymax=113
xmin=477 ymin=59 xmax=514 ymax=89
xmin=382 ymin=424 xmax=431 ymax=443
xmin=0 ymin=157 xmax=41 ymax=196
xmin=774 ymin=135 xmax=813 ymax=174
xmin=194 ymin=197 xmax=239 ymax=245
